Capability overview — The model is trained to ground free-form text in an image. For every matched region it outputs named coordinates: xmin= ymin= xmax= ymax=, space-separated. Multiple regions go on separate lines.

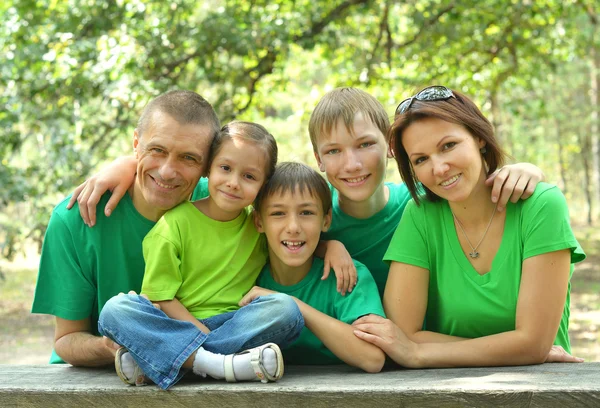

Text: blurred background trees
xmin=1 ymin=0 xmax=598 ymax=259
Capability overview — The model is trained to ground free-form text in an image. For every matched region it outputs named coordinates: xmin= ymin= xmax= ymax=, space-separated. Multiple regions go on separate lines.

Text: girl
xmin=353 ymin=86 xmax=585 ymax=367
xmin=98 ymin=121 xmax=303 ymax=389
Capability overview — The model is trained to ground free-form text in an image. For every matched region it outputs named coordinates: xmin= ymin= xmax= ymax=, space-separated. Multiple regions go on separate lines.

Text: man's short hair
xmin=254 ymin=162 xmax=332 ymax=215
xmin=137 ymin=90 xmax=221 ymax=139
xmin=308 ymin=87 xmax=390 ymax=152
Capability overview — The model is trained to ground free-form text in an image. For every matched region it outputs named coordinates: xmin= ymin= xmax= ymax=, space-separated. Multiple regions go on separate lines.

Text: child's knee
xmin=268 ymin=294 xmax=302 ymax=324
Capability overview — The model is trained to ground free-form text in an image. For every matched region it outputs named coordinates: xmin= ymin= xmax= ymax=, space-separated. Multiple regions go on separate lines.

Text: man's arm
xmin=54 ymin=317 xmax=119 ymax=366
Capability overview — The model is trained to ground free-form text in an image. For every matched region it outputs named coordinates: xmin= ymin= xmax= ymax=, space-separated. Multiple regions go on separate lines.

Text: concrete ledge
xmin=1 ymin=363 xmax=599 ymax=407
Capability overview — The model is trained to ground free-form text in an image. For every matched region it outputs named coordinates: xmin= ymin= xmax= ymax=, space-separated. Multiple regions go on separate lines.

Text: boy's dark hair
xmin=254 ymin=162 xmax=332 ymax=215
xmin=389 ymin=89 xmax=507 ymax=205
xmin=308 ymin=88 xmax=390 ymax=152
xmin=137 ymin=90 xmax=221 ymax=140
xmin=208 ymin=121 xmax=278 ymax=180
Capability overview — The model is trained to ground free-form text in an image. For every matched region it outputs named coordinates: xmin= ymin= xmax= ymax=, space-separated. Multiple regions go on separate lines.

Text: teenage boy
xmin=308 ymin=87 xmax=545 ymax=296
xmin=240 ymin=162 xmax=386 ymax=373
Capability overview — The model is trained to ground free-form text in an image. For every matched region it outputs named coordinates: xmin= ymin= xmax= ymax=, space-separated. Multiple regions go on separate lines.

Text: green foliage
xmin=0 ymin=0 xmax=597 ymax=256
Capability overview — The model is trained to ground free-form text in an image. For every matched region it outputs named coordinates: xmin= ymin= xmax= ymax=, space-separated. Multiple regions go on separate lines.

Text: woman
xmin=353 ymin=86 xmax=585 ymax=367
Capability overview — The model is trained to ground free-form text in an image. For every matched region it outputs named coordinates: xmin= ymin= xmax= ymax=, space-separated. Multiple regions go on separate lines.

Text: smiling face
xmin=402 ymin=117 xmax=487 ymax=203
xmin=132 ymin=110 xmax=213 ymax=221
xmin=256 ymin=187 xmax=331 ymax=273
xmin=206 ymin=137 xmax=268 ymax=221
xmin=314 ymin=112 xmax=390 ymax=204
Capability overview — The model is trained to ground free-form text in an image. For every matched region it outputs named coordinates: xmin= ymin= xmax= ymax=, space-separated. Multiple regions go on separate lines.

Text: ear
xmin=253 ymin=210 xmax=265 ymax=233
xmin=477 ymin=137 xmax=486 ymax=149
xmin=314 ymin=151 xmax=326 ymax=172
xmin=387 ymin=146 xmax=395 ymax=158
xmin=322 ymin=209 xmax=332 ymax=232
xmin=133 ymin=129 xmax=140 ymax=158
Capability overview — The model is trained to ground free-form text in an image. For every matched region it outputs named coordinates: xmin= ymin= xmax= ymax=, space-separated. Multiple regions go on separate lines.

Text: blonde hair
xmin=308 ymin=88 xmax=390 ymax=152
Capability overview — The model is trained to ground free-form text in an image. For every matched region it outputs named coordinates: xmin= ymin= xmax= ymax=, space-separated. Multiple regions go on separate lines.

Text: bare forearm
xmin=296 ymin=299 xmax=385 ymax=373
xmin=413 ymin=330 xmax=550 ymax=368
xmin=158 ymin=298 xmax=209 ymax=334
xmin=410 ymin=330 xmax=464 ymax=344
xmin=54 ymin=332 xmax=114 ymax=367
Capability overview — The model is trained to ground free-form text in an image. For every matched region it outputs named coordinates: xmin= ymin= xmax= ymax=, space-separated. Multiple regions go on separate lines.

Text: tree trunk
xmin=579 ymin=126 xmax=593 ymax=225
xmin=555 ymin=118 xmax=568 ymax=195
xmin=591 ymin=43 xmax=600 ymax=222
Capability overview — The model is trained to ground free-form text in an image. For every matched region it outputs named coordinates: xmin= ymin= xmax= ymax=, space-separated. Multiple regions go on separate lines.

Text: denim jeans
xmin=98 ymin=293 xmax=304 ymax=390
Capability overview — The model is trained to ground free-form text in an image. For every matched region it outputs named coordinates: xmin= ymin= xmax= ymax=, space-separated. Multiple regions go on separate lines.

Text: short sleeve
xmin=333 ymin=261 xmax=385 ymax=323
xmin=31 ymin=208 xmax=95 ymax=320
xmin=141 ymin=220 xmax=184 ymax=300
xmin=191 ymin=177 xmax=210 ymax=201
xmin=383 ymin=200 xmax=430 ymax=269
xmin=522 ymin=186 xmax=585 ymax=263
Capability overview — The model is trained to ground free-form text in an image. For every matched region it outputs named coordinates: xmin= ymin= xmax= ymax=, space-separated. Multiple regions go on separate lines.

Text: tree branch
xmin=393 ymin=2 xmax=456 ymax=50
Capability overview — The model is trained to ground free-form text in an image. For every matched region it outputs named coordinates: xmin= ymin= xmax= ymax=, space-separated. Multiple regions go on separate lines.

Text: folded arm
xmin=54 ymin=317 xmax=119 ymax=367
xmin=355 ymin=251 xmax=572 ymax=367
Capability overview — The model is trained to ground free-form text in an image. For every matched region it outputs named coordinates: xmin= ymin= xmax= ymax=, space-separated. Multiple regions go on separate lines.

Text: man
xmin=31 ymin=90 xmax=220 ymax=366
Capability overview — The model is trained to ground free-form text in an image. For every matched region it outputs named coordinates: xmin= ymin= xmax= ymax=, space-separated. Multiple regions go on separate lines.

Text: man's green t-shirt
xmin=257 ymin=257 xmax=384 ymax=365
xmin=384 ymin=183 xmax=586 ymax=352
xmin=321 ymin=182 xmax=411 ymax=297
xmin=31 ymin=193 xmax=155 ymax=363
xmin=142 ymin=202 xmax=267 ymax=319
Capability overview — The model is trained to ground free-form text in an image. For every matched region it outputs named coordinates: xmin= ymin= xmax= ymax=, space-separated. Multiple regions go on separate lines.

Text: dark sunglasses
xmin=395 ymin=85 xmax=455 ymax=116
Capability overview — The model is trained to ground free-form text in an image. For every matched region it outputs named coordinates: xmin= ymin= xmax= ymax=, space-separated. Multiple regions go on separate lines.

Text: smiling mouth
xmin=282 ymin=240 xmax=305 ymax=249
xmin=440 ymin=174 xmax=461 ymax=187
xmin=342 ymin=175 xmax=369 ymax=184
xmin=219 ymin=190 xmax=240 ymax=200
xmin=151 ymin=175 xmax=178 ymax=189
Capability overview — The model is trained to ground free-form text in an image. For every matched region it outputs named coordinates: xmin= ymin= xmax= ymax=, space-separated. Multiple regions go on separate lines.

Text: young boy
xmin=240 ymin=162 xmax=386 ymax=372
xmin=308 ymin=87 xmax=545 ymax=296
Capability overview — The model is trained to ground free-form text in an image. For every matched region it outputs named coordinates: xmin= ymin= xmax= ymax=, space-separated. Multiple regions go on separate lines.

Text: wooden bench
xmin=1 ymin=363 xmax=599 ymax=407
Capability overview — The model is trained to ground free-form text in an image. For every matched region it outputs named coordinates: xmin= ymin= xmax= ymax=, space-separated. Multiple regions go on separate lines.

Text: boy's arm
xmin=66 ymin=156 xmax=138 ymax=226
xmin=239 ymin=286 xmax=385 ymax=373
xmin=314 ymin=240 xmax=357 ymax=295
xmin=156 ymin=298 xmax=210 ymax=334
xmin=296 ymin=301 xmax=385 ymax=373
xmin=486 ymin=163 xmax=545 ymax=212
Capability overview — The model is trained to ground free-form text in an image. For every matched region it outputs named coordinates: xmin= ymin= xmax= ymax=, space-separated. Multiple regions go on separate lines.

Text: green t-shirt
xmin=142 ymin=202 xmax=267 ymax=319
xmin=384 ymin=183 xmax=586 ymax=352
xmin=191 ymin=177 xmax=209 ymax=200
xmin=321 ymin=182 xmax=412 ymax=297
xmin=257 ymin=257 xmax=385 ymax=365
xmin=31 ymin=193 xmax=155 ymax=363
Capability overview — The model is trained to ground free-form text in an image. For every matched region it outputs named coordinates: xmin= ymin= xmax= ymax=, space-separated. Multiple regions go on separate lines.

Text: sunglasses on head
xmin=395 ymin=85 xmax=455 ymax=116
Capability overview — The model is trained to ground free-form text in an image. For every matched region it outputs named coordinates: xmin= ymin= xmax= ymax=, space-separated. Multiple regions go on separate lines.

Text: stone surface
xmin=0 ymin=363 xmax=599 ymax=407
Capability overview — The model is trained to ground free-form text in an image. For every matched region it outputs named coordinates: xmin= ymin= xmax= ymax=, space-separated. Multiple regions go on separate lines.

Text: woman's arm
xmin=355 ymin=250 xmax=571 ymax=368
xmin=383 ymin=261 xmax=464 ymax=344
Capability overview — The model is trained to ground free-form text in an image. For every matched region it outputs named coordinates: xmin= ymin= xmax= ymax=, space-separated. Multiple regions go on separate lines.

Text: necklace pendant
xmin=469 ymin=251 xmax=479 ymax=259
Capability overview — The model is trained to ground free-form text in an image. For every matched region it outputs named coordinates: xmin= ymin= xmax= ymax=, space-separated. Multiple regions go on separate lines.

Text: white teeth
xmin=346 ymin=175 xmax=367 ymax=183
xmin=440 ymin=174 xmax=460 ymax=186
xmin=155 ymin=179 xmax=177 ymax=189
xmin=283 ymin=241 xmax=304 ymax=247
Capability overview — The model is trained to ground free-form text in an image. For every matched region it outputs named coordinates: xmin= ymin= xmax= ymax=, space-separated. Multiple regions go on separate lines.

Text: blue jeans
xmin=98 ymin=293 xmax=304 ymax=390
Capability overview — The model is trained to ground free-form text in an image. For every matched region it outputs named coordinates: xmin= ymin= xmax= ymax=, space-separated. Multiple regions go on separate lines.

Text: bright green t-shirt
xmin=384 ymin=183 xmax=585 ymax=352
xmin=142 ymin=202 xmax=267 ymax=319
xmin=257 ymin=257 xmax=385 ymax=365
xmin=321 ymin=182 xmax=412 ymax=297
xmin=31 ymin=193 xmax=155 ymax=363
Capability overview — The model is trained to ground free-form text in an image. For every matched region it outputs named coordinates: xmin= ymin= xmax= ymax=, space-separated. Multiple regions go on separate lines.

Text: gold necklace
xmin=452 ymin=203 xmax=498 ymax=259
